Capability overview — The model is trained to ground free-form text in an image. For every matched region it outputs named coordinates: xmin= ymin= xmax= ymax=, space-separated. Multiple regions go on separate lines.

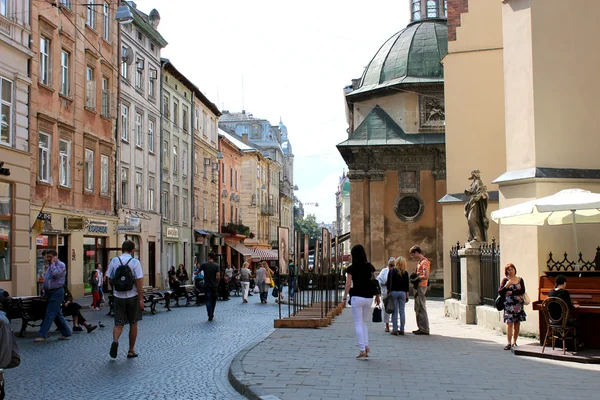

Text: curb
xmin=228 ymin=328 xmax=281 ymax=400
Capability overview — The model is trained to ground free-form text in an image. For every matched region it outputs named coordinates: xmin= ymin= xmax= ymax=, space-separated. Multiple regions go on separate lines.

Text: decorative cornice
xmin=492 ymin=168 xmax=600 ymax=184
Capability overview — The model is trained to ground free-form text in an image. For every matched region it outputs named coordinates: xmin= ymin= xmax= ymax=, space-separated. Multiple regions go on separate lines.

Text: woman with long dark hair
xmin=343 ymin=244 xmax=380 ymax=359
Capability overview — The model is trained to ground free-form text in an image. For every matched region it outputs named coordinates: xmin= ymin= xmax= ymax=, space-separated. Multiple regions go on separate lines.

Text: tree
xmin=294 ymin=213 xmax=321 ymax=248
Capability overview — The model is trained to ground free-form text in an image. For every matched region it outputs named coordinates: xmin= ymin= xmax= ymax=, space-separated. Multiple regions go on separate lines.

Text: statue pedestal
xmin=458 ymin=244 xmax=481 ymax=324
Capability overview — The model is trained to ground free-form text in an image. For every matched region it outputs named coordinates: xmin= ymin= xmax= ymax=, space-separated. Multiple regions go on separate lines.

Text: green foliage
xmin=221 ymin=223 xmax=251 ymax=237
xmin=294 ymin=213 xmax=321 ymax=247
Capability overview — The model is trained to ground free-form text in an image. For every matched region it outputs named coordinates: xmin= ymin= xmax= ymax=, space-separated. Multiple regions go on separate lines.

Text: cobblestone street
xmin=4 ymin=294 xmax=279 ymax=400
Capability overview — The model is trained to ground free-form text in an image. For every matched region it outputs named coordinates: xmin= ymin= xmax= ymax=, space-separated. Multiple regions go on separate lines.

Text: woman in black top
xmin=387 ymin=256 xmax=410 ymax=335
xmin=177 ymin=264 xmax=188 ymax=284
xmin=343 ymin=245 xmax=381 ymax=359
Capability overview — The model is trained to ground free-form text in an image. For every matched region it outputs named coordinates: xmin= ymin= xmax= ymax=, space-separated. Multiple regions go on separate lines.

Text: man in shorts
xmin=107 ymin=240 xmax=144 ymax=359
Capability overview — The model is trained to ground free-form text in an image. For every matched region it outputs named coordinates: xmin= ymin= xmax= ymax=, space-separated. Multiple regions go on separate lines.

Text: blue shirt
xmin=42 ymin=260 xmax=66 ymax=290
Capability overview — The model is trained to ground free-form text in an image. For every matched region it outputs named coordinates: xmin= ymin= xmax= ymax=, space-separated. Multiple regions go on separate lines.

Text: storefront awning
xmin=251 ymin=248 xmax=278 ymax=261
xmin=195 ymin=229 xmax=209 ymax=235
xmin=226 ymin=241 xmax=255 ymax=258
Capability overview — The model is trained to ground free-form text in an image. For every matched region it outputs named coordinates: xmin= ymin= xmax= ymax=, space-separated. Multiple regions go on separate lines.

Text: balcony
xmin=261 ymin=204 xmax=275 ymax=216
xmin=221 ymin=222 xmax=251 ymax=237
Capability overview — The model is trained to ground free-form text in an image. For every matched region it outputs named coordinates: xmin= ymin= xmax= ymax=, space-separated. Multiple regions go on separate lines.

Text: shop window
xmin=83 ymin=236 xmax=106 ymax=292
xmin=0 ymin=182 xmax=11 ymax=280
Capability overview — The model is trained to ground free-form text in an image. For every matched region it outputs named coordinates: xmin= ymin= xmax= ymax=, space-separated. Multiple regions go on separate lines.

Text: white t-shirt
xmin=96 ymin=269 xmax=104 ymax=288
xmin=107 ymin=254 xmax=143 ymax=299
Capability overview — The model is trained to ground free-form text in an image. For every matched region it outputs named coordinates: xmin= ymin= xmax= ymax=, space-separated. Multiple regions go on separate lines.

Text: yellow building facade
xmin=443 ymin=0 xmax=600 ymax=335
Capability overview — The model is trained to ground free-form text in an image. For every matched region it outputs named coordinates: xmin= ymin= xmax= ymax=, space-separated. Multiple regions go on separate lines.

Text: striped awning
xmin=251 ymin=248 xmax=278 ymax=261
xmin=226 ymin=241 xmax=254 ymax=258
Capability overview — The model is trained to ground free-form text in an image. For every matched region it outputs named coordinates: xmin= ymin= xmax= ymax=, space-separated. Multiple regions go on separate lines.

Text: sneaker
xmin=73 ymin=326 xmax=84 ymax=332
xmin=95 ymin=307 xmax=101 ymax=311
xmin=86 ymin=325 xmax=98 ymax=333
xmin=34 ymin=337 xmax=46 ymax=343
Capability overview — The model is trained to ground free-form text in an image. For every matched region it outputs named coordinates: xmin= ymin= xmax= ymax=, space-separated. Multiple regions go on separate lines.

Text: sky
xmin=135 ymin=0 xmax=411 ymax=223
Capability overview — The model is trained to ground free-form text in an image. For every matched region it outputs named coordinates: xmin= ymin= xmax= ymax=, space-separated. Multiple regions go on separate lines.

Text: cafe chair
xmin=540 ymin=297 xmax=577 ymax=355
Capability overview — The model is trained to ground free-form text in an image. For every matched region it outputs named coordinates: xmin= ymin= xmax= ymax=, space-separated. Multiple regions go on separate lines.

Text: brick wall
xmin=447 ymin=0 xmax=470 ymax=41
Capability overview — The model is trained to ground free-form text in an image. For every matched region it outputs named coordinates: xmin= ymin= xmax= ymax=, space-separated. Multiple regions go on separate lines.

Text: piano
xmin=532 ymin=271 xmax=600 ymax=348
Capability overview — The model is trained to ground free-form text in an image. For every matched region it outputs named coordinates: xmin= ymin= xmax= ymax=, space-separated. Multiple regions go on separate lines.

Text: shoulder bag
xmin=372 ymin=305 xmax=382 ymax=323
xmin=495 ymin=295 xmax=505 ymax=311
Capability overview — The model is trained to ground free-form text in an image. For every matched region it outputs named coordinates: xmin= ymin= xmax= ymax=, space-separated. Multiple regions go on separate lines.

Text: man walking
xmin=107 ymin=240 xmax=144 ymax=359
xmin=409 ymin=245 xmax=430 ymax=335
xmin=35 ymin=250 xmax=71 ymax=342
xmin=200 ymin=252 xmax=220 ymax=321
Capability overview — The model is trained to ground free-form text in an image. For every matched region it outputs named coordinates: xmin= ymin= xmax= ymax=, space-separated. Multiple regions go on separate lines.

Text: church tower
xmin=411 ymin=0 xmax=447 ymax=22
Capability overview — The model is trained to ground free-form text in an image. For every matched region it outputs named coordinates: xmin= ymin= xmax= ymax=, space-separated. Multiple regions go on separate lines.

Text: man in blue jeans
xmin=35 ymin=250 xmax=71 ymax=342
xmin=200 ymin=253 xmax=220 ymax=321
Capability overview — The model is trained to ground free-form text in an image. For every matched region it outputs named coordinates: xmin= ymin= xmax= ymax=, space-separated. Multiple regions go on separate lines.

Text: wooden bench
xmin=143 ymin=287 xmax=172 ymax=314
xmin=171 ymin=285 xmax=205 ymax=307
xmin=7 ymin=296 xmax=47 ymax=337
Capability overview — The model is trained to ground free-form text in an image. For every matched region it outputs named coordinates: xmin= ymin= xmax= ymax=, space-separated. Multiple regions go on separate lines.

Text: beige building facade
xmin=116 ymin=3 xmax=167 ymax=288
xmin=29 ymin=1 xmax=119 ymax=298
xmin=443 ymin=0 xmax=600 ymax=335
xmin=0 ymin=0 xmax=34 ymax=295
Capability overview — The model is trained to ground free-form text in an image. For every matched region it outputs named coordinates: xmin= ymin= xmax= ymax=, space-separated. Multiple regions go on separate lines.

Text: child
xmin=89 ymin=270 xmax=100 ymax=311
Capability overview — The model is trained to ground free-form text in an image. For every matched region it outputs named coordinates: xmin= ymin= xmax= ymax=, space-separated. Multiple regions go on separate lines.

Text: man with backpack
xmin=107 ymin=240 xmax=144 ymax=359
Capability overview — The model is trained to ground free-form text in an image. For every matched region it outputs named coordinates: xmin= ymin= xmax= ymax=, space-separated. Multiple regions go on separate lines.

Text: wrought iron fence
xmin=546 ymin=247 xmax=600 ymax=271
xmin=479 ymin=238 xmax=500 ymax=307
xmin=450 ymin=241 xmax=461 ymax=300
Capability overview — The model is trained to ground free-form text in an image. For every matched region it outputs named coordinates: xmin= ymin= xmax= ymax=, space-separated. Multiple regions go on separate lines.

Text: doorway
xmin=148 ymin=241 xmax=156 ymax=287
xmin=58 ymin=235 xmax=69 ymax=284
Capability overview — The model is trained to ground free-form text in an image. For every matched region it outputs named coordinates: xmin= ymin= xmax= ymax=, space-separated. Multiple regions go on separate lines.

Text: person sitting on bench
xmin=61 ymin=287 xmax=97 ymax=333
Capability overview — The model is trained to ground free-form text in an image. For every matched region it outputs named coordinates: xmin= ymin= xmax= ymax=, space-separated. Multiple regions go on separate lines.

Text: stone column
xmin=348 ymin=170 xmax=366 ymax=255
xmin=458 ymin=242 xmax=481 ymax=324
xmin=369 ymin=170 xmax=385 ymax=268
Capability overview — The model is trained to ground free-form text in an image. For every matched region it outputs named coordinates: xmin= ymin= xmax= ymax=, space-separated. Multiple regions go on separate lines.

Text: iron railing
xmin=480 ymin=238 xmax=500 ymax=307
xmin=546 ymin=247 xmax=600 ymax=271
xmin=450 ymin=241 xmax=461 ymax=300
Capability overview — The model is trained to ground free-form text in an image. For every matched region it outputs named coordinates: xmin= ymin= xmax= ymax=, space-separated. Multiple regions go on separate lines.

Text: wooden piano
xmin=532 ymin=271 xmax=600 ymax=348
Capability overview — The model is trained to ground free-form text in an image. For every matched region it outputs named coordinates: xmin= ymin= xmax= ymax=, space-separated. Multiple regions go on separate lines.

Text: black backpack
xmin=113 ymin=257 xmax=134 ymax=292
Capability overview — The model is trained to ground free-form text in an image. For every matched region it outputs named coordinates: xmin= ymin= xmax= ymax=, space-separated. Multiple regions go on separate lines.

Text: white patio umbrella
xmin=491 ymin=189 xmax=600 ymax=267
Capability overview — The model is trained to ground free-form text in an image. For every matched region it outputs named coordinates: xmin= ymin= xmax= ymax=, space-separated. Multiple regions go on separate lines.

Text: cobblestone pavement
xmin=5 ymin=292 xmax=281 ymax=400
xmin=231 ymin=298 xmax=600 ymax=400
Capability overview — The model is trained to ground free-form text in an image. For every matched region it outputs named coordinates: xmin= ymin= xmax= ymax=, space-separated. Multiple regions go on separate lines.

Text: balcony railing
xmin=261 ymin=204 xmax=275 ymax=216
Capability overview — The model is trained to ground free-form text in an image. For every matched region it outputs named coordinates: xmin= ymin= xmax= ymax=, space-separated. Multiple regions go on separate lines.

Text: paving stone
xmin=231 ymin=298 xmax=600 ymax=400
xmin=4 ymin=294 xmax=281 ymax=399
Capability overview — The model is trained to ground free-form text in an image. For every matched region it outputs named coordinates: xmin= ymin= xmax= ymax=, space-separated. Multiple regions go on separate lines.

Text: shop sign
xmin=37 ymin=212 xmax=51 ymax=221
xmin=116 ymin=225 xmax=141 ymax=233
xmin=36 ymin=235 xmax=48 ymax=246
xmin=87 ymin=219 xmax=108 ymax=234
xmin=166 ymin=227 xmax=179 ymax=238
xmin=64 ymin=217 xmax=84 ymax=230
xmin=128 ymin=217 xmax=141 ymax=227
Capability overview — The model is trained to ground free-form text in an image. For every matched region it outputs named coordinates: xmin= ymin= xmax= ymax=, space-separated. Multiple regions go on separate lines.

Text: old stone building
xmin=0 ymin=0 xmax=33 ymax=295
xmin=29 ymin=1 xmax=120 ymax=297
xmin=116 ymin=3 xmax=167 ymax=288
xmin=338 ymin=1 xmax=447 ymax=286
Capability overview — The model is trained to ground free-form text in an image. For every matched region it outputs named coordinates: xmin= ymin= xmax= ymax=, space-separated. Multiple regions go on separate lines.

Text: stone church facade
xmin=338 ymin=3 xmax=447 ymax=289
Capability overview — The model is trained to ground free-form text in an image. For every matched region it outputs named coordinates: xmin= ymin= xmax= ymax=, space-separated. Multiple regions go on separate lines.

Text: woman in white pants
xmin=240 ymin=262 xmax=252 ymax=303
xmin=343 ymin=244 xmax=381 ymax=359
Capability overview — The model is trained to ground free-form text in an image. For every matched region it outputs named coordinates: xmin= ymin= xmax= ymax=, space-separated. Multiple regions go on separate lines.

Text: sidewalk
xmin=229 ymin=299 xmax=600 ymax=400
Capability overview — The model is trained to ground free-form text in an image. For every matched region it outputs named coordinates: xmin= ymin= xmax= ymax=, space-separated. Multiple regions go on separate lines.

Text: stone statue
xmin=464 ymin=169 xmax=489 ymax=244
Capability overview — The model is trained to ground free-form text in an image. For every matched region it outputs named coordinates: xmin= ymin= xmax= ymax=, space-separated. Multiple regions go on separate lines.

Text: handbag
xmin=253 ymin=285 xmax=260 ymax=294
xmin=372 ymin=305 xmax=382 ymax=323
xmin=495 ymin=295 xmax=505 ymax=311
xmin=523 ymin=292 xmax=531 ymax=306
xmin=272 ymin=286 xmax=279 ymax=298
xmin=264 ymin=277 xmax=271 ymax=285
xmin=383 ymin=294 xmax=394 ymax=314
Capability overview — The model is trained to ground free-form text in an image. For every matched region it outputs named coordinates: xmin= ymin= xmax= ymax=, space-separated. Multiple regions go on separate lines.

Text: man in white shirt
xmin=377 ymin=258 xmax=395 ymax=333
xmin=107 ymin=240 xmax=144 ymax=359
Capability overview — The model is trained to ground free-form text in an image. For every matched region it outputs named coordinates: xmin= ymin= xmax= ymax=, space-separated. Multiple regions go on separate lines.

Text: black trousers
xmin=205 ymin=287 xmax=218 ymax=318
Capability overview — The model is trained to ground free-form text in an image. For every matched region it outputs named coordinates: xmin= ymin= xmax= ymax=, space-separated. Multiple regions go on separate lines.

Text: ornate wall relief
xmin=419 ymin=95 xmax=445 ymax=130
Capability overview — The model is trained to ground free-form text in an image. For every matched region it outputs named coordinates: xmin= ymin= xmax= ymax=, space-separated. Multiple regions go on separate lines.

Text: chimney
xmin=241 ymin=110 xmax=246 ymax=114
xmin=242 ymin=134 xmax=249 ymax=144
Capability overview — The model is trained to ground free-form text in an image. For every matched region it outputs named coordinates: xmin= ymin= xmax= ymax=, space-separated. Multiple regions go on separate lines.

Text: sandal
xmin=127 ymin=351 xmax=139 ymax=358
xmin=384 ymin=325 xmax=389 ymax=333
xmin=365 ymin=346 xmax=370 ymax=355
xmin=503 ymin=344 xmax=512 ymax=351
xmin=356 ymin=351 xmax=368 ymax=359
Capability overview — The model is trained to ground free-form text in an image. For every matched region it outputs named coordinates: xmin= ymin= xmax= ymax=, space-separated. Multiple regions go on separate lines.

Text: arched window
xmin=427 ymin=1 xmax=438 ymax=18
xmin=412 ymin=0 xmax=421 ymax=21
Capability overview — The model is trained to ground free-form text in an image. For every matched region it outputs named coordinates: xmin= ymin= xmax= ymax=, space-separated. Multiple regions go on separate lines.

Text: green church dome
xmin=350 ymin=19 xmax=447 ymax=96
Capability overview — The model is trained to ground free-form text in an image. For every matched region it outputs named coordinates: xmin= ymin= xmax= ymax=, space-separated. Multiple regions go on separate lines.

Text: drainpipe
xmin=190 ymin=93 xmax=195 ymax=269
xmin=159 ymin=63 xmax=164 ymax=282
xmin=114 ymin=19 xmax=121 ymax=221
